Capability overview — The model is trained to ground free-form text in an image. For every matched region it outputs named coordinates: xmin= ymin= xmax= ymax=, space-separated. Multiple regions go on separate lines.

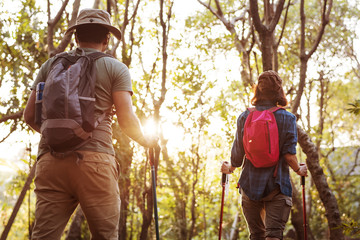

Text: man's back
xmin=32 ymin=48 xmax=133 ymax=157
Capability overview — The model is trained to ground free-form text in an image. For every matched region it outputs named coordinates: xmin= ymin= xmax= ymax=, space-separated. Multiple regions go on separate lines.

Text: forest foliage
xmin=0 ymin=0 xmax=360 ymax=239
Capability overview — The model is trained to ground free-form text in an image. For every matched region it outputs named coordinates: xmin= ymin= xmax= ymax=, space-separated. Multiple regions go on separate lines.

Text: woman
xmin=221 ymin=70 xmax=307 ymax=240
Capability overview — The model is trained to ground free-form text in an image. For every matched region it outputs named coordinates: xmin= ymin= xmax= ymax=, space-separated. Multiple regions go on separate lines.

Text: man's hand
xmin=137 ymin=135 xmax=160 ymax=149
xmin=113 ymin=91 xmax=160 ymax=149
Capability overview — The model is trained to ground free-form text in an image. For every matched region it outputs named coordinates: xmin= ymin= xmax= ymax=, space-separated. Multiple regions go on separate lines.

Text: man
xmin=221 ymin=70 xmax=307 ymax=240
xmin=23 ymin=8 xmax=157 ymax=240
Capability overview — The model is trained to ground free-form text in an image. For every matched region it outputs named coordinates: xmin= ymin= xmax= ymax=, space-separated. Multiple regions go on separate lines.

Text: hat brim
xmin=65 ymin=23 xmax=122 ymax=40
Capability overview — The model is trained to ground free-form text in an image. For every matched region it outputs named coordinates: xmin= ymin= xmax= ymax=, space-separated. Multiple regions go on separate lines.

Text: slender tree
xmin=291 ymin=0 xmax=332 ymax=114
xmin=138 ymin=0 xmax=174 ymax=238
xmin=197 ymin=0 xmax=255 ymax=86
xmin=249 ymin=0 xmax=285 ymax=70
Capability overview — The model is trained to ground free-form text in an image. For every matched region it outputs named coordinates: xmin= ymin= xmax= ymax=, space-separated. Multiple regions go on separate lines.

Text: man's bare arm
xmin=23 ymin=90 xmax=40 ymax=133
xmin=113 ymin=91 xmax=157 ymax=148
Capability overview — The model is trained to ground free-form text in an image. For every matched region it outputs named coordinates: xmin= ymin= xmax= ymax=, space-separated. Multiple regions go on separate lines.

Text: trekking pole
xmin=300 ymin=163 xmax=308 ymax=240
xmin=219 ymin=173 xmax=227 ymax=240
xmin=149 ymin=148 xmax=160 ymax=240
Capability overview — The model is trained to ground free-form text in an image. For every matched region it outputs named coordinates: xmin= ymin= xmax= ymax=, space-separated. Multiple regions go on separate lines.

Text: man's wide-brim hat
xmin=65 ymin=9 xmax=122 ymax=40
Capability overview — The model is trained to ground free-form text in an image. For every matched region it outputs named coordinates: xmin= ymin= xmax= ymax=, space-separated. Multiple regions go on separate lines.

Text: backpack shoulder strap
xmin=51 ymin=52 xmax=81 ymax=66
xmin=54 ymin=51 xmax=113 ymax=63
xmin=268 ymin=106 xmax=285 ymax=113
xmin=87 ymin=52 xmax=114 ymax=60
xmin=55 ymin=52 xmax=69 ymax=58
xmin=248 ymin=107 xmax=256 ymax=112
xmin=50 ymin=52 xmax=70 ymax=65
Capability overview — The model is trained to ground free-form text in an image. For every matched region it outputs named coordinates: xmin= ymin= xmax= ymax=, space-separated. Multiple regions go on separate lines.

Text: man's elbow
xmin=116 ymin=113 xmax=133 ymax=130
xmin=23 ymin=111 xmax=31 ymax=125
xmin=23 ymin=107 xmax=34 ymax=126
xmin=23 ymin=108 xmax=40 ymax=132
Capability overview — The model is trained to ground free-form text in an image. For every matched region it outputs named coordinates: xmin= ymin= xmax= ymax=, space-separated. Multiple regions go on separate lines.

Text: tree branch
xmin=47 ymin=0 xmax=70 ymax=55
xmin=345 ymin=148 xmax=360 ymax=178
xmin=0 ymin=110 xmax=24 ymax=124
xmin=214 ymin=0 xmax=224 ymax=17
xmin=297 ymin=124 xmax=344 ymax=238
xmin=54 ymin=0 xmax=81 ymax=56
xmin=276 ymin=0 xmax=291 ymax=47
xmin=0 ymin=163 xmax=37 ymax=240
xmin=0 ymin=129 xmax=13 ymax=144
xmin=300 ymin=0 xmax=306 ymax=59
xmin=307 ymin=0 xmax=332 ymax=58
xmin=268 ymin=0 xmax=286 ymax=32
xmin=197 ymin=0 xmax=226 ymax=28
xmin=249 ymin=0 xmax=267 ymax=34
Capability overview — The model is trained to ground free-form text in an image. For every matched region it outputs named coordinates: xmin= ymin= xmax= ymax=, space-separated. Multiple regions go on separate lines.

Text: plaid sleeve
xmin=281 ymin=113 xmax=297 ymax=155
xmin=230 ymin=111 xmax=248 ymax=167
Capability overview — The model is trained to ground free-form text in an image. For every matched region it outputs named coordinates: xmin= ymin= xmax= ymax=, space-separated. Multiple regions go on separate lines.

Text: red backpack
xmin=243 ymin=107 xmax=283 ymax=171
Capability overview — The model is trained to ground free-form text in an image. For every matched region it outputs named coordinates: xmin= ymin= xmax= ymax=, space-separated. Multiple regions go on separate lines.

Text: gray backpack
xmin=37 ymin=50 xmax=111 ymax=155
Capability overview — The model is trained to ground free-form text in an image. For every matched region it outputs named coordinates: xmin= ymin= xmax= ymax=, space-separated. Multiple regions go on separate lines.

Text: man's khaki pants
xmin=31 ymin=151 xmax=120 ymax=240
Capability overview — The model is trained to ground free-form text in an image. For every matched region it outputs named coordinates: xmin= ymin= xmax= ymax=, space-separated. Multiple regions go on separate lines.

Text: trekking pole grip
xmin=149 ymin=148 xmax=155 ymax=166
xmin=301 ymin=176 xmax=305 ymax=186
xmin=221 ymin=173 xmax=226 ymax=185
xmin=300 ymin=163 xmax=305 ymax=185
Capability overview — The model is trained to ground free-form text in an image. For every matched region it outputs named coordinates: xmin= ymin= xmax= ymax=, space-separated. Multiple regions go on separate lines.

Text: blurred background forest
xmin=0 ymin=0 xmax=360 ymax=239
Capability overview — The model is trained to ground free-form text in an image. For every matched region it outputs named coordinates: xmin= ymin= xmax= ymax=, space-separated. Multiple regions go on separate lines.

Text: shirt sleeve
xmin=105 ymin=57 xmax=133 ymax=95
xmin=230 ymin=111 xmax=248 ymax=167
xmin=281 ymin=113 xmax=297 ymax=155
xmin=30 ymin=58 xmax=54 ymax=90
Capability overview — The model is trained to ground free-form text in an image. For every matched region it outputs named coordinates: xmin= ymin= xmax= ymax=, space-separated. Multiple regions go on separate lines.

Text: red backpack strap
xmin=268 ymin=106 xmax=284 ymax=112
xmin=248 ymin=107 xmax=284 ymax=113
xmin=248 ymin=107 xmax=256 ymax=112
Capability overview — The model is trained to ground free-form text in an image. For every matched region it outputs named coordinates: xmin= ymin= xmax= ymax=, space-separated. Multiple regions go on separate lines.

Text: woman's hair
xmin=75 ymin=24 xmax=110 ymax=44
xmin=251 ymin=70 xmax=288 ymax=107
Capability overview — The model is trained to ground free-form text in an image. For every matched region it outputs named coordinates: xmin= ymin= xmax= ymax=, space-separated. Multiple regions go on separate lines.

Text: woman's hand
xmin=221 ymin=161 xmax=236 ymax=174
xmin=296 ymin=163 xmax=308 ymax=177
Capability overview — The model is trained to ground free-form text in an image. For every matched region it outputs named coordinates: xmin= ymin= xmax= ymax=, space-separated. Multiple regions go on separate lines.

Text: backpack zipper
xmin=267 ymin=120 xmax=271 ymax=153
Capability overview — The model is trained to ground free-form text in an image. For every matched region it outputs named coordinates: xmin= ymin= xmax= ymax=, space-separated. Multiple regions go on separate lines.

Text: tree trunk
xmin=290 ymin=178 xmax=315 ymax=240
xmin=297 ymin=125 xmax=344 ymax=239
xmin=197 ymin=0 xmax=254 ymax=86
xmin=1 ymin=163 xmax=36 ymax=240
xmin=260 ymin=32 xmax=274 ymax=71
xmin=162 ymin=144 xmax=189 ymax=238
xmin=230 ymin=211 xmax=241 ymax=240
xmin=66 ymin=207 xmax=85 ymax=240
xmin=291 ymin=0 xmax=332 ymax=114
xmin=113 ymin=125 xmax=133 ymax=240
xmin=139 ymin=147 xmax=161 ymax=240
xmin=291 ymin=179 xmax=305 ymax=240
xmin=291 ymin=58 xmax=308 ymax=114
xmin=249 ymin=0 xmax=285 ymax=72
xmin=139 ymin=181 xmax=154 ymax=239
